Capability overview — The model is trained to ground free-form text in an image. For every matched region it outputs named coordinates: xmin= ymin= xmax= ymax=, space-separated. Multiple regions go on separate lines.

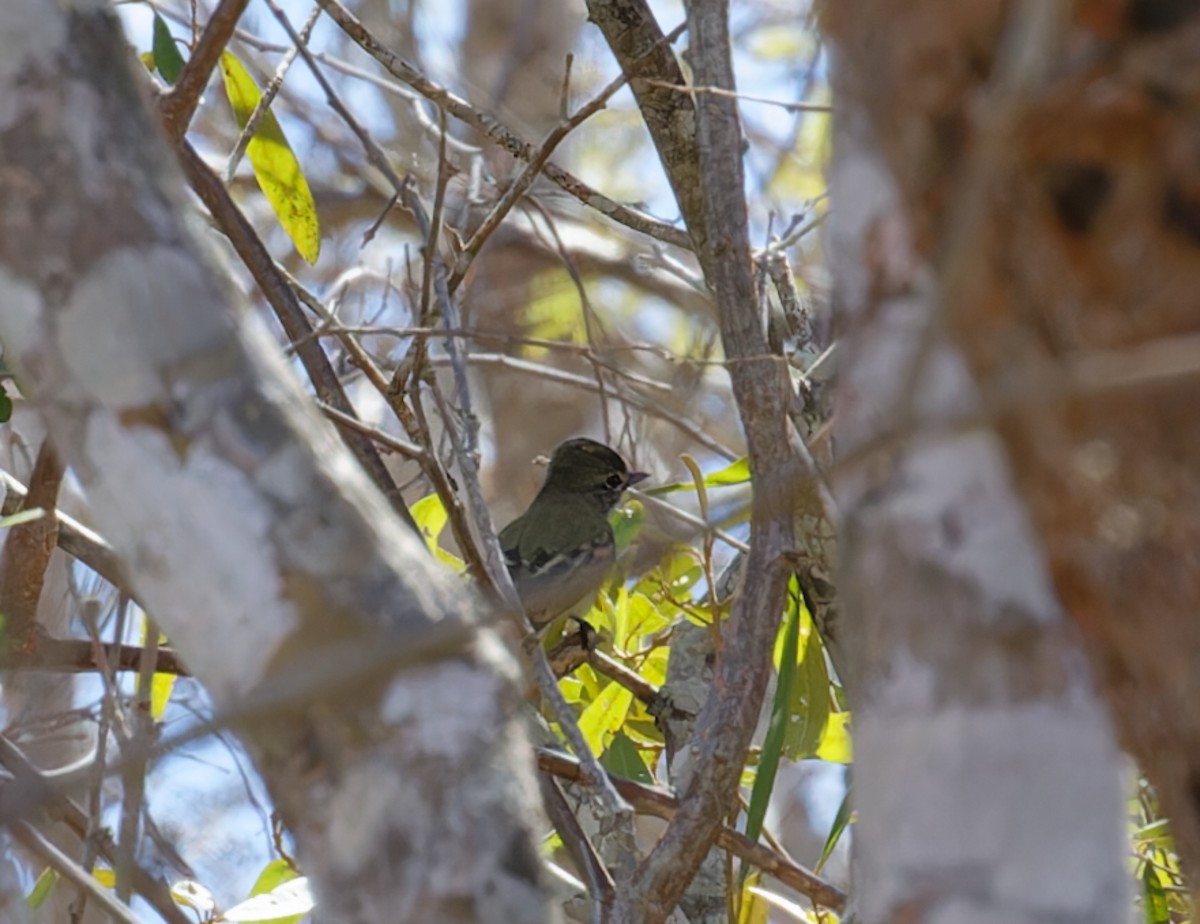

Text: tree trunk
xmin=826 ymin=22 xmax=1129 ymax=924
xmin=826 ymin=0 xmax=1200 ymax=894
xmin=0 ymin=3 xmax=553 ymax=921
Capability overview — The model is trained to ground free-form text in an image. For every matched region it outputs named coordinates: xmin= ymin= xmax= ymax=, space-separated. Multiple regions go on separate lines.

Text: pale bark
xmin=0 ymin=2 xmax=552 ymax=921
xmin=828 ymin=0 xmax=1200 ymax=899
xmin=826 ymin=42 xmax=1128 ymax=924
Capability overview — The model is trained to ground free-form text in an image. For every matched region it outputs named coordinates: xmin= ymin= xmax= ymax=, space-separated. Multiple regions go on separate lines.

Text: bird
xmin=499 ymin=438 xmax=648 ymax=632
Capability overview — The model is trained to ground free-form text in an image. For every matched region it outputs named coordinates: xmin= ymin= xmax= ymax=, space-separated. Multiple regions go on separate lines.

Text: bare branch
xmin=159 ymin=0 xmax=252 ymax=140
xmin=314 ymin=0 xmax=693 ymax=250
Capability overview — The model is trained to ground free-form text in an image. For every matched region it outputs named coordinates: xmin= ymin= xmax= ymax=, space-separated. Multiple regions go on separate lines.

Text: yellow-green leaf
xmin=26 ymin=868 xmax=58 ymax=909
xmin=577 ymin=680 xmax=633 ymax=756
xmin=137 ymin=619 xmax=176 ymax=720
xmin=219 ymin=52 xmax=320 ymax=264
xmin=248 ymin=859 xmax=298 ymax=897
xmin=610 ymin=499 xmax=645 ymax=552
xmin=814 ymin=711 xmax=852 ymax=764
xmin=601 ymin=730 xmax=652 ymax=784
xmin=410 ymin=493 xmax=465 ymax=572
xmin=411 ymin=493 xmax=448 ymax=552
xmin=737 ymin=875 xmax=770 ymax=924
xmin=645 ymin=456 xmax=751 ymax=495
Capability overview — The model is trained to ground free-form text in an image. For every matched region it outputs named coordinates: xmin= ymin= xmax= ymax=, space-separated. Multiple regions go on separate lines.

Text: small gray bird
xmin=499 ymin=438 xmax=647 ymax=629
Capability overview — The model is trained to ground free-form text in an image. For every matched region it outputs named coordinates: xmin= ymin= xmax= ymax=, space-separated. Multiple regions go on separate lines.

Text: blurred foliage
xmin=1134 ymin=779 xmax=1192 ymax=924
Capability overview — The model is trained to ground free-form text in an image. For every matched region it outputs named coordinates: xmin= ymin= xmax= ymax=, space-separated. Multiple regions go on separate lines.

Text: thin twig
xmin=0 ymin=737 xmax=191 ymax=924
xmin=11 ymin=821 xmax=142 ymax=924
xmin=316 ymin=402 xmax=426 ymax=460
xmin=423 ymin=352 xmax=739 ymax=461
xmin=641 ymin=79 xmax=832 ymax=114
xmin=314 ymin=0 xmax=692 ymax=250
xmin=447 ymin=25 xmax=686 ymax=294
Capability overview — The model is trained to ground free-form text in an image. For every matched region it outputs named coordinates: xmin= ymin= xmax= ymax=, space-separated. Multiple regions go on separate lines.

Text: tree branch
xmin=174 ymin=140 xmax=419 ymax=536
xmin=314 ymin=0 xmax=692 ymax=250
xmin=0 ymin=442 xmax=64 ymax=653
xmin=598 ymin=0 xmax=804 ymax=920
xmin=159 ymin=0 xmax=252 ymax=140
xmin=535 ymin=748 xmax=846 ymax=913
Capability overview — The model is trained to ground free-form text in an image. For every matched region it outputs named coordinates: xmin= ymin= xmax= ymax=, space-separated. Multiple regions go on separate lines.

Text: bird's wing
xmin=504 ymin=496 xmax=611 ymax=575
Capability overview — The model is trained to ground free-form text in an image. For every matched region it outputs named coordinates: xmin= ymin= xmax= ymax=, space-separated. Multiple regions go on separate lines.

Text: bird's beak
xmin=627 ymin=471 xmax=650 ymax=487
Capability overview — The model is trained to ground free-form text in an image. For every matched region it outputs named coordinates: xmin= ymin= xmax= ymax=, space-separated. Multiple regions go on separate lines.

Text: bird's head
xmin=542 ymin=438 xmax=648 ymax=510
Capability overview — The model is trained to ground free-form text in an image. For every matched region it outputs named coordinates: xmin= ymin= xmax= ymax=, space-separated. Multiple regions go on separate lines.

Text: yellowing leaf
xmin=738 ymin=874 xmax=770 ymax=924
xmin=151 ymin=672 xmax=175 ymax=720
xmin=622 ymin=593 xmax=670 ymax=647
xmin=248 ymin=859 xmax=299 ymax=897
xmin=521 ymin=270 xmax=585 ymax=348
xmin=137 ymin=619 xmax=176 ymax=720
xmin=220 ymin=53 xmax=320 ymax=264
xmin=411 ymin=494 xmax=448 ymax=553
xmin=577 ymin=680 xmax=633 ymax=756
xmin=815 ymin=711 xmax=852 ymax=764
xmin=26 ymin=868 xmax=59 ymax=909
xmin=410 ymin=493 xmax=465 ymax=572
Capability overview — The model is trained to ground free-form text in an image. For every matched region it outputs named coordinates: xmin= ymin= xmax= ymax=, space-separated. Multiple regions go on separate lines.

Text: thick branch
xmin=174 ymin=140 xmax=419 ymax=536
xmin=535 ymin=749 xmax=846 ymax=912
xmin=0 ymin=443 xmax=64 ymax=653
xmin=605 ymin=1 xmax=801 ymax=921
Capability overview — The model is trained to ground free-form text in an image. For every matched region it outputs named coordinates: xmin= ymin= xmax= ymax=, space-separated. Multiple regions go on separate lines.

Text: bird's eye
xmin=605 ymin=473 xmax=624 ymax=489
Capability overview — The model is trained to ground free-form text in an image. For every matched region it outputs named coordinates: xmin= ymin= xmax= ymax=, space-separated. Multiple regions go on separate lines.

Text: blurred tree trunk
xmin=0 ymin=3 xmax=553 ymax=922
xmin=826 ymin=9 xmax=1129 ymax=923
xmin=827 ymin=0 xmax=1200 ymax=897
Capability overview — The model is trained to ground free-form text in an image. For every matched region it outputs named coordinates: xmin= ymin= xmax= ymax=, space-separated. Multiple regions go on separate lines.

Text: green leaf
xmin=152 ymin=13 xmax=186 ymax=85
xmin=776 ymin=582 xmax=832 ymax=761
xmin=26 ymin=867 xmax=58 ymax=909
xmin=1143 ymin=860 xmax=1171 ymax=924
xmin=610 ymin=499 xmax=645 ymax=552
xmin=0 ymin=381 xmax=13 ymax=423
xmin=622 ymin=592 xmax=670 ymax=647
xmin=219 ymin=52 xmax=320 ymax=265
xmin=742 ymin=577 xmax=801 ymax=865
xmin=646 ymin=456 xmax=751 ymax=495
xmin=248 ymin=859 xmax=300 ymax=897
xmin=601 ymin=730 xmax=652 ymax=785
xmin=815 ymin=786 xmax=851 ymax=874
